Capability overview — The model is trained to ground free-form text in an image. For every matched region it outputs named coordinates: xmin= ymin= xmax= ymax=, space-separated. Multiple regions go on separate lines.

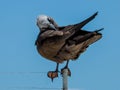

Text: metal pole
xmin=62 ymin=69 xmax=68 ymax=90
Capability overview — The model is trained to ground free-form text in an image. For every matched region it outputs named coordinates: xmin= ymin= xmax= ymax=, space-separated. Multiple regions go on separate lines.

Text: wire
xmin=1 ymin=87 xmax=82 ymax=90
xmin=4 ymin=87 xmax=62 ymax=90
xmin=0 ymin=72 xmax=47 ymax=75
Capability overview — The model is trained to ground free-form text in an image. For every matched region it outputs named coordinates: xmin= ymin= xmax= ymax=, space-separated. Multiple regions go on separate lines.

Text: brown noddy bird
xmin=35 ymin=12 xmax=103 ymax=81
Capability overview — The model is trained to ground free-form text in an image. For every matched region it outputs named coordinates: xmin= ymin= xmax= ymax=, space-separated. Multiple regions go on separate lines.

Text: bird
xmin=35 ymin=12 xmax=103 ymax=81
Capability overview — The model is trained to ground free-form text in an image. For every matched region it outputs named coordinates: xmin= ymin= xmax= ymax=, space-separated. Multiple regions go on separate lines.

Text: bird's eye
xmin=47 ymin=18 xmax=52 ymax=23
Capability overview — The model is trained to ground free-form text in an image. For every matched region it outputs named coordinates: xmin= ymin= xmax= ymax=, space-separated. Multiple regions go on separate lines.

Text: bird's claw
xmin=47 ymin=71 xmax=59 ymax=82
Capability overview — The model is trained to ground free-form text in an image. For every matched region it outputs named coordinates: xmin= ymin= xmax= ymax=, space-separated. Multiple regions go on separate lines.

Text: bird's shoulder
xmin=40 ymin=30 xmax=64 ymax=38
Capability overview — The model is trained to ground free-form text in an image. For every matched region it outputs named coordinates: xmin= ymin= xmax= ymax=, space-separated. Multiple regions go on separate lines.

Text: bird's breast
xmin=36 ymin=38 xmax=65 ymax=62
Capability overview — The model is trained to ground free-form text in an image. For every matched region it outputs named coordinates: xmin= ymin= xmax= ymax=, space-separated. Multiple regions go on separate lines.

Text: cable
xmin=0 ymin=72 xmax=47 ymax=75
xmin=4 ymin=87 xmax=62 ymax=90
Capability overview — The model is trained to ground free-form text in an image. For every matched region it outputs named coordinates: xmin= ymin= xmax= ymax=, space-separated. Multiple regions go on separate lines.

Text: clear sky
xmin=0 ymin=0 xmax=120 ymax=90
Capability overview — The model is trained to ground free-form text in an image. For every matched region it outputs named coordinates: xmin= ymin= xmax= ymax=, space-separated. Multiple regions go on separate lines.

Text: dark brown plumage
xmin=35 ymin=12 xmax=103 ymax=81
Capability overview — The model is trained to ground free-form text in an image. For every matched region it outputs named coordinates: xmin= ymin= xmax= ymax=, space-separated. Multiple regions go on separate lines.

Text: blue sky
xmin=0 ymin=0 xmax=120 ymax=90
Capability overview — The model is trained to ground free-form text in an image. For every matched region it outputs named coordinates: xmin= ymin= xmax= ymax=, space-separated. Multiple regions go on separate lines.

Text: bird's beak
xmin=49 ymin=24 xmax=57 ymax=30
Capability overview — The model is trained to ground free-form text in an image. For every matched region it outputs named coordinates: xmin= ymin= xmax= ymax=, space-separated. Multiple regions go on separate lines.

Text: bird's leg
xmin=61 ymin=60 xmax=71 ymax=76
xmin=47 ymin=63 xmax=59 ymax=82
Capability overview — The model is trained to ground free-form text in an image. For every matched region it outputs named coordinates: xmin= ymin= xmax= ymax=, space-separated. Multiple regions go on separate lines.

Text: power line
xmin=0 ymin=72 xmax=47 ymax=75
xmin=2 ymin=87 xmax=62 ymax=90
xmin=1 ymin=87 xmax=81 ymax=90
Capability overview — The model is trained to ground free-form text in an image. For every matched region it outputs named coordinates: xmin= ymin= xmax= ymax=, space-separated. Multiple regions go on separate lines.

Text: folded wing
xmin=55 ymin=29 xmax=102 ymax=61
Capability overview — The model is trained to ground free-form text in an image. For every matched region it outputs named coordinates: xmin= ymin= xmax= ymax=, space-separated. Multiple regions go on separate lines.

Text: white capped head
xmin=36 ymin=15 xmax=57 ymax=31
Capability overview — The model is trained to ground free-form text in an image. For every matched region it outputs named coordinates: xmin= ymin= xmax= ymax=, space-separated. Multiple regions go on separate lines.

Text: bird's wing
xmin=55 ymin=29 xmax=102 ymax=61
xmin=36 ymin=12 xmax=99 ymax=46
xmin=59 ymin=12 xmax=98 ymax=33
xmin=72 ymin=30 xmax=102 ymax=60
xmin=35 ymin=30 xmax=62 ymax=45
xmin=35 ymin=29 xmax=75 ymax=46
xmin=67 ymin=29 xmax=103 ymax=45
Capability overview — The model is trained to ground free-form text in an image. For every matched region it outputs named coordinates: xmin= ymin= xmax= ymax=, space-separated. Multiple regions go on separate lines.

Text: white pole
xmin=62 ymin=69 xmax=68 ymax=90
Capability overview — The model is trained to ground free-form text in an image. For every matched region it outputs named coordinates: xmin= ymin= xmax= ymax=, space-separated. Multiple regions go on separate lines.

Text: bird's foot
xmin=61 ymin=67 xmax=71 ymax=76
xmin=47 ymin=70 xmax=59 ymax=82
